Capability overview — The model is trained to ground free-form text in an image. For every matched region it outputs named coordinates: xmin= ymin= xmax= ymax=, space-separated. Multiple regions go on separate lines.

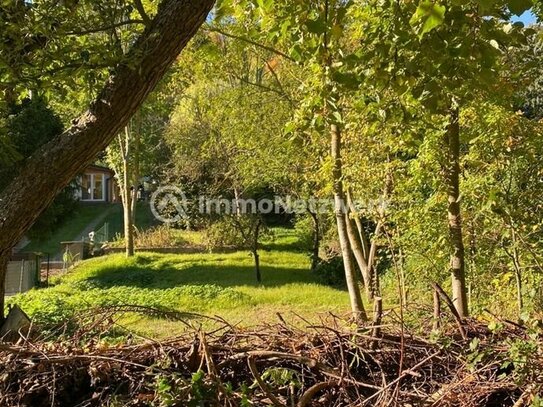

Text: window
xmin=81 ymin=173 xmax=105 ymax=201
xmin=81 ymin=174 xmax=92 ymax=200
xmin=93 ymin=175 xmax=104 ymax=200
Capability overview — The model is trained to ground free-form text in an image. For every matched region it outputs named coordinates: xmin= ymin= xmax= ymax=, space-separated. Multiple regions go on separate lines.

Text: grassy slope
xmin=101 ymin=202 xmax=158 ymax=240
xmin=23 ymin=203 xmax=157 ymax=255
xmin=23 ymin=204 xmax=112 ymax=255
xmin=10 ymin=230 xmax=351 ymax=338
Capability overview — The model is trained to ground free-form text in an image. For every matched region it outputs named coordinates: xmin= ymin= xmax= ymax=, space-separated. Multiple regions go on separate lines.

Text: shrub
xmin=134 ymin=225 xmax=187 ymax=248
xmin=293 ymin=216 xmax=314 ymax=253
xmin=7 ymin=283 xmax=252 ymax=331
xmin=202 ymin=218 xmax=245 ymax=251
xmin=314 ymin=256 xmax=346 ymax=288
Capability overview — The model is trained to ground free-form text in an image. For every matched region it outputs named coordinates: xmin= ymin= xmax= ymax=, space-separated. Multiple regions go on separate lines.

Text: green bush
xmin=293 ymin=216 xmax=314 ymax=252
xmin=314 ymin=256 xmax=346 ymax=288
xmin=202 ymin=218 xmax=245 ymax=251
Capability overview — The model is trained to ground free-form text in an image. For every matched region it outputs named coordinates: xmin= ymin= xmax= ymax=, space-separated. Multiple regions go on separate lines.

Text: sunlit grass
xmin=10 ymin=229 xmax=351 ymax=339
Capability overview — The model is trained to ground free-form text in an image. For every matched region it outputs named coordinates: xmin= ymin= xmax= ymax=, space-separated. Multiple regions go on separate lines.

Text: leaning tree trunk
xmin=331 ymin=124 xmax=367 ymax=323
xmin=445 ymin=106 xmax=468 ymax=318
xmin=0 ymin=0 xmax=215 ymax=321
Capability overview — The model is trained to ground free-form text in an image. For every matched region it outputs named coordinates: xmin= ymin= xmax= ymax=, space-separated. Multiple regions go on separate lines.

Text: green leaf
xmin=507 ymin=0 xmax=532 ymax=16
xmin=306 ymin=18 xmax=327 ymax=34
xmin=214 ymin=0 xmax=234 ymax=20
xmin=332 ymin=72 xmax=360 ymax=89
xmin=331 ymin=24 xmax=343 ymax=39
xmin=410 ymin=1 xmax=446 ymax=37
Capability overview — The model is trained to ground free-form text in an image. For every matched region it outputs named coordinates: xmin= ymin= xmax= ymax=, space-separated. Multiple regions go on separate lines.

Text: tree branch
xmin=66 ymin=19 xmax=145 ymax=36
xmin=133 ymin=0 xmax=152 ymax=27
xmin=205 ymin=25 xmax=296 ymax=62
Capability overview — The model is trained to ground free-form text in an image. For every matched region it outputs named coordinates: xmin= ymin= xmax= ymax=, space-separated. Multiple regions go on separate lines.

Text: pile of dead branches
xmin=0 ymin=306 xmax=540 ymax=406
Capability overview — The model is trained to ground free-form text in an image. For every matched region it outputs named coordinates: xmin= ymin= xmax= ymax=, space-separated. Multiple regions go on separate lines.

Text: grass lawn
xmin=9 ymin=229 xmax=351 ymax=339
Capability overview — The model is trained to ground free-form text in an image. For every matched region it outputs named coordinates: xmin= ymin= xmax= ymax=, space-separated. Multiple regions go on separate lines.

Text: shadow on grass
xmin=80 ymin=254 xmax=326 ymax=290
xmin=261 ymin=241 xmax=306 ymax=252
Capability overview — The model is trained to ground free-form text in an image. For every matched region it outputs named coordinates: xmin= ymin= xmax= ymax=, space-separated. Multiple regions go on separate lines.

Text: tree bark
xmin=118 ymin=127 xmax=135 ymax=258
xmin=331 ymin=124 xmax=367 ymax=323
xmin=123 ymin=157 xmax=134 ymax=257
xmin=445 ymin=106 xmax=468 ymax=318
xmin=253 ymin=219 xmax=262 ymax=283
xmin=345 ymin=212 xmax=372 ymax=299
xmin=345 ymin=189 xmax=381 ymax=299
xmin=0 ymin=0 xmax=214 ymax=320
xmin=131 ymin=111 xmax=142 ymax=227
xmin=346 ymin=189 xmax=370 ymax=259
xmin=308 ymin=208 xmax=320 ymax=273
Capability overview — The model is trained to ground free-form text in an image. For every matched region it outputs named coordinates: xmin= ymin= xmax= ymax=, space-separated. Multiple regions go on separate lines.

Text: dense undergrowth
xmin=1 ymin=308 xmax=542 ymax=406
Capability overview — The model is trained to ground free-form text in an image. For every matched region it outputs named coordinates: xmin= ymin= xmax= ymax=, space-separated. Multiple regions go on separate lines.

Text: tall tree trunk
xmin=308 ymin=208 xmax=320 ymax=273
xmin=345 ymin=212 xmax=373 ymax=299
xmin=118 ymin=126 xmax=135 ymax=258
xmin=367 ymin=222 xmax=383 ymax=297
xmin=131 ymin=111 xmax=142 ymax=226
xmin=331 ymin=124 xmax=367 ymax=323
xmin=0 ymin=0 xmax=214 ymax=321
xmin=445 ymin=106 xmax=468 ymax=318
xmin=346 ymin=188 xmax=382 ymax=298
xmin=346 ymin=189 xmax=370 ymax=259
xmin=122 ymin=155 xmax=134 ymax=257
xmin=253 ymin=219 xmax=262 ymax=283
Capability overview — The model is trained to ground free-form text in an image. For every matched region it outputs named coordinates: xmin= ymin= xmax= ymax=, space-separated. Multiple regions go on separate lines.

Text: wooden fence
xmin=5 ymin=258 xmax=39 ymax=296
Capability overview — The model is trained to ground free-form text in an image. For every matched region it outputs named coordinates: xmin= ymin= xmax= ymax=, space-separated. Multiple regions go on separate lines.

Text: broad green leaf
xmin=306 ymin=18 xmax=327 ymax=34
xmin=410 ymin=1 xmax=446 ymax=37
xmin=507 ymin=0 xmax=532 ymax=16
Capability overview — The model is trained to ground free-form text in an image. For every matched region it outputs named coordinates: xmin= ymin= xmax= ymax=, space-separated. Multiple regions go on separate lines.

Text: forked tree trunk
xmin=345 ymin=212 xmax=372 ymax=299
xmin=0 ymin=0 xmax=214 ymax=321
xmin=346 ymin=189 xmax=370 ymax=259
xmin=445 ymin=106 xmax=468 ymax=318
xmin=345 ymin=189 xmax=382 ymax=299
xmin=331 ymin=124 xmax=367 ymax=323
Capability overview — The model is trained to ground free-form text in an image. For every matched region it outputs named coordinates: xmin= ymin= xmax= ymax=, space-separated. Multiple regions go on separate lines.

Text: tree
xmin=0 ymin=0 xmax=215 ymax=321
xmin=0 ymin=97 xmax=79 ymax=242
xmin=164 ymin=34 xmax=294 ymax=281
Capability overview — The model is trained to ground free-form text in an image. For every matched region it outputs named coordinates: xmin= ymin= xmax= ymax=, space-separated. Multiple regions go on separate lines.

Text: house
xmin=76 ymin=164 xmax=118 ymax=203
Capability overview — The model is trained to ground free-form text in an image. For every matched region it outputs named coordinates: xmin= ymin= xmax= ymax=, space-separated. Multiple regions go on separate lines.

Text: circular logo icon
xmin=150 ymin=186 xmax=188 ymax=223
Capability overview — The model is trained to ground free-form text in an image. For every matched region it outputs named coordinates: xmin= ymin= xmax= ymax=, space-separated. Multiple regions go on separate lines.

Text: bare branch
xmin=205 ymin=25 xmax=296 ymax=62
xmin=133 ymin=0 xmax=152 ymax=27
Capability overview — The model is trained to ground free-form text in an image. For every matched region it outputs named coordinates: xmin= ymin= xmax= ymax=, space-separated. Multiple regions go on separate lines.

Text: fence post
xmin=18 ymin=259 xmax=25 ymax=293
